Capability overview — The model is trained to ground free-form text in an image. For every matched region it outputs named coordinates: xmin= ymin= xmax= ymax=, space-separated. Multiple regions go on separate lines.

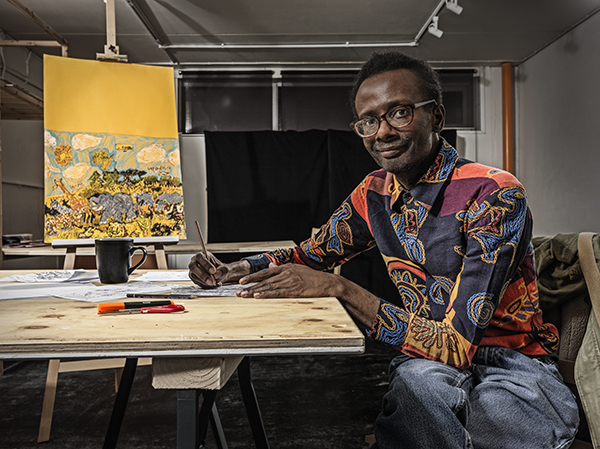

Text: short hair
xmin=350 ymin=51 xmax=443 ymax=117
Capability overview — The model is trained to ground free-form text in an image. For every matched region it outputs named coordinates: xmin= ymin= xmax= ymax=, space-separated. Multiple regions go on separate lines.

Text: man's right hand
xmin=188 ymin=252 xmax=251 ymax=289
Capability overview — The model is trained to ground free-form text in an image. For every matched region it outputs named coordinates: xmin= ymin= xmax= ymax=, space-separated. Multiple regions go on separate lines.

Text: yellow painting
xmin=43 ymin=55 xmax=186 ymax=242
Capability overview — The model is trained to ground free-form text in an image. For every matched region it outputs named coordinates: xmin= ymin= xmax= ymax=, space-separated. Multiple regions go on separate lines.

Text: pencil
xmin=126 ymin=293 xmax=199 ymax=299
xmin=195 ymin=220 xmax=217 ymax=285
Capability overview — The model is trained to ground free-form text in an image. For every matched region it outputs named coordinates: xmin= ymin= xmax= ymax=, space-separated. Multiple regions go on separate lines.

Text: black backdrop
xmin=205 ymin=129 xmax=456 ymax=303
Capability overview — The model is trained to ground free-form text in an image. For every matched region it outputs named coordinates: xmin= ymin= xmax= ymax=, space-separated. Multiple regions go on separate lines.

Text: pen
xmin=97 ymin=300 xmax=174 ymax=314
xmin=126 ymin=293 xmax=199 ymax=299
xmin=195 ymin=220 xmax=217 ymax=285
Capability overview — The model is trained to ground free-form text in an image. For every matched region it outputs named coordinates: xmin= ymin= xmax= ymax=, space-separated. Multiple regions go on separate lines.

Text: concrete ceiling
xmin=2 ymin=0 xmax=600 ymax=68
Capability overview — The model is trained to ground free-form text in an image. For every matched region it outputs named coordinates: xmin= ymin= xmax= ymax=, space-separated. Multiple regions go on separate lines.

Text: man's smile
xmin=373 ymin=138 xmax=411 ymax=158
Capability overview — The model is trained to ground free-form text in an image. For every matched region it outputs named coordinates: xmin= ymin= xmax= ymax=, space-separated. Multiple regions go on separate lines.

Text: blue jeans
xmin=372 ymin=346 xmax=579 ymax=449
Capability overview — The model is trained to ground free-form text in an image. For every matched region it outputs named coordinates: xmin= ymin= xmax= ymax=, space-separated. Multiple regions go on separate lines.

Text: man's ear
xmin=431 ymin=103 xmax=446 ymax=133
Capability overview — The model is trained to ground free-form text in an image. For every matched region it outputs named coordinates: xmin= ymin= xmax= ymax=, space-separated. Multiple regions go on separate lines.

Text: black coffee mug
xmin=95 ymin=238 xmax=148 ymax=284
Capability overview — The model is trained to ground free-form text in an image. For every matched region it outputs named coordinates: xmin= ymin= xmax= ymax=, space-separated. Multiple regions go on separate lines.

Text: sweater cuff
xmin=242 ymin=253 xmax=272 ymax=273
xmin=368 ymin=299 xmax=410 ymax=347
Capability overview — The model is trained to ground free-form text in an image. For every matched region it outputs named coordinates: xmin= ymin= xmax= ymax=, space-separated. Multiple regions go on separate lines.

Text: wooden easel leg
xmin=38 ymin=359 xmax=61 ymax=443
xmin=154 ymin=244 xmax=168 ymax=270
xmin=63 ymin=247 xmax=76 ymax=270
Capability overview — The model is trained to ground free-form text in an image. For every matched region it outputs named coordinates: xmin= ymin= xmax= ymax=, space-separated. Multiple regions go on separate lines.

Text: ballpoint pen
xmin=126 ymin=293 xmax=199 ymax=299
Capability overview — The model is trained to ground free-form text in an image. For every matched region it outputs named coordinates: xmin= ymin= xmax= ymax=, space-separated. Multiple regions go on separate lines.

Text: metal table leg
xmin=210 ymin=402 xmax=229 ymax=449
xmin=103 ymin=357 xmax=138 ymax=449
xmin=238 ymin=357 xmax=270 ymax=449
xmin=178 ymin=389 xmax=228 ymax=449
xmin=177 ymin=389 xmax=200 ymax=449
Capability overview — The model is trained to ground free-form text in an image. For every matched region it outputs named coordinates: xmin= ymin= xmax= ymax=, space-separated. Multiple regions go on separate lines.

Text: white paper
xmin=52 ymin=282 xmax=173 ymax=302
xmin=132 ymin=271 xmax=191 ymax=282
xmin=0 ymin=270 xmax=99 ymax=283
xmin=0 ymin=282 xmax=95 ymax=301
xmin=168 ymin=283 xmax=252 ymax=297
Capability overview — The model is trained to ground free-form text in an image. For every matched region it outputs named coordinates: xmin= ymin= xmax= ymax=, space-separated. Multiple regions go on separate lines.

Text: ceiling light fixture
xmin=427 ymin=16 xmax=444 ymax=38
xmin=446 ymin=0 xmax=463 ymax=15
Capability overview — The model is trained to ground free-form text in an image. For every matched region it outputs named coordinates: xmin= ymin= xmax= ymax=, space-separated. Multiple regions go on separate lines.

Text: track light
xmin=446 ymin=0 xmax=463 ymax=15
xmin=428 ymin=16 xmax=443 ymax=38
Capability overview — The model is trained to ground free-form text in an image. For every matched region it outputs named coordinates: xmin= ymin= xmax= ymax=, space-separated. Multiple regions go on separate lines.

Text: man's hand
xmin=237 ymin=263 xmax=380 ymax=328
xmin=237 ymin=263 xmax=342 ymax=299
xmin=188 ymin=252 xmax=251 ymax=288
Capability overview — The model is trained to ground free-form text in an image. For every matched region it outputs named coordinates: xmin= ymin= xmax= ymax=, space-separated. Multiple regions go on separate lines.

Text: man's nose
xmin=375 ymin=118 xmax=397 ymax=140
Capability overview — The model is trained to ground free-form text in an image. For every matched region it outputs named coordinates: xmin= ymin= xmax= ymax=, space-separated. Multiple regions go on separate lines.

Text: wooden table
xmin=0 ymin=270 xmax=364 ymax=448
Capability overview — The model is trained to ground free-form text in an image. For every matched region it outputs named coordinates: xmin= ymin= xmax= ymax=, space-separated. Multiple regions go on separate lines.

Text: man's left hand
xmin=237 ymin=264 xmax=340 ymax=299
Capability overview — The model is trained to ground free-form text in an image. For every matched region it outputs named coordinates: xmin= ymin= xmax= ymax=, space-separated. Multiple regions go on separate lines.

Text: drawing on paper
xmin=44 ymin=131 xmax=185 ymax=241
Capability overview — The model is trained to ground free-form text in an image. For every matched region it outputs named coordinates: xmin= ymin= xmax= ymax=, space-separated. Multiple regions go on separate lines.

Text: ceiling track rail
xmin=159 ymin=41 xmax=419 ymax=51
xmin=157 ymin=0 xmax=447 ymax=53
xmin=125 ymin=0 xmax=179 ymax=64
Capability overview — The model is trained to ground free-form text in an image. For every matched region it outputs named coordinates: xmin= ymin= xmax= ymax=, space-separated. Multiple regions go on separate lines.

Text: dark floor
xmin=0 ymin=339 xmax=398 ymax=449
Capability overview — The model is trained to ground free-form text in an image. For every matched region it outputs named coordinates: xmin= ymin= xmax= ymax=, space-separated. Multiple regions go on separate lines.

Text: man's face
xmin=354 ymin=69 xmax=444 ymax=185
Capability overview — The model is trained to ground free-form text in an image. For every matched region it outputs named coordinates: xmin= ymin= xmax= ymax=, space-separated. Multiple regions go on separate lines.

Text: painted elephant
xmin=134 ymin=192 xmax=155 ymax=216
xmin=89 ymin=193 xmax=136 ymax=224
xmin=155 ymin=192 xmax=183 ymax=214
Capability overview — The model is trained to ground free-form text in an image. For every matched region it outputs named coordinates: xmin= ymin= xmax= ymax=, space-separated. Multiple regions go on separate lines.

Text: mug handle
xmin=128 ymin=246 xmax=148 ymax=274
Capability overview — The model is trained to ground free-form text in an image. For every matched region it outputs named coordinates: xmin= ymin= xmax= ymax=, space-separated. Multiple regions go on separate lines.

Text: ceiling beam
xmin=4 ymin=0 xmax=69 ymax=56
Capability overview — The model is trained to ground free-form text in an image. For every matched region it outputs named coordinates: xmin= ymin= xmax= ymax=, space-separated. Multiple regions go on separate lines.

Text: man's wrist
xmin=227 ymin=260 xmax=252 ymax=282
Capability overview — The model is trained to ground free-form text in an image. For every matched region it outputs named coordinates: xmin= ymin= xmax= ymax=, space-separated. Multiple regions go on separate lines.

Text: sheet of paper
xmin=0 ymin=282 xmax=94 ymax=301
xmin=52 ymin=282 xmax=173 ymax=302
xmin=132 ymin=271 xmax=191 ymax=282
xmin=169 ymin=283 xmax=251 ymax=297
xmin=0 ymin=270 xmax=98 ymax=283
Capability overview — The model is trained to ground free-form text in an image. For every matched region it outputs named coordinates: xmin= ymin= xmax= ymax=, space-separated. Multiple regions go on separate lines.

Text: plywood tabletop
xmin=0 ymin=280 xmax=364 ymax=359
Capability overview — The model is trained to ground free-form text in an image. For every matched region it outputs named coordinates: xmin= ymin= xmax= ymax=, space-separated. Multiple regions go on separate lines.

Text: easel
xmin=51 ymin=236 xmax=178 ymax=271
xmin=95 ymin=0 xmax=127 ymax=62
xmin=38 ymin=237 xmax=177 ymax=442
xmin=37 ymin=1 xmax=185 ymax=441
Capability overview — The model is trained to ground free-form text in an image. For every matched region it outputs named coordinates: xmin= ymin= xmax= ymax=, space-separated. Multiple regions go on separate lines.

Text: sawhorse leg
xmin=177 ymin=389 xmax=228 ymax=449
xmin=238 ymin=357 xmax=270 ymax=449
xmin=103 ymin=357 xmax=138 ymax=449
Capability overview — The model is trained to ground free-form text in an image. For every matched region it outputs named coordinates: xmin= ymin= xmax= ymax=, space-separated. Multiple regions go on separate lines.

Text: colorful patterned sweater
xmin=245 ymin=140 xmax=559 ymax=369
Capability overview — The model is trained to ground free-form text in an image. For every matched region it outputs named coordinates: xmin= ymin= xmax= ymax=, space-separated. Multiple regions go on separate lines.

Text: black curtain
xmin=205 ymin=130 xmax=330 ymax=245
xmin=205 ymin=129 xmax=404 ymax=302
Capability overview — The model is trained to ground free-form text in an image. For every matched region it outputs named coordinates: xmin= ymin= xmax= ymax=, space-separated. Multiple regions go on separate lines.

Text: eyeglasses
xmin=350 ymin=99 xmax=438 ymax=138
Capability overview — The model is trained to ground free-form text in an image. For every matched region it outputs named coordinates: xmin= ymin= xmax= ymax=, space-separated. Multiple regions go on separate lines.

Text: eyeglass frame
xmin=350 ymin=99 xmax=438 ymax=138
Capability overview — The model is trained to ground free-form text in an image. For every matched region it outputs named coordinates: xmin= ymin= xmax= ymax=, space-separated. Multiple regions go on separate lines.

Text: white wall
xmin=516 ymin=12 xmax=600 ymax=236
xmin=456 ymin=66 xmax=503 ymax=169
xmin=1 ymin=119 xmax=60 ymax=269
xmin=1 ymin=120 xmax=45 ymax=239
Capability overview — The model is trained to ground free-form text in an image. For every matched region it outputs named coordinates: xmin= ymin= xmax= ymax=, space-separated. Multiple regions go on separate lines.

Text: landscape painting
xmin=43 ymin=55 xmax=186 ymax=242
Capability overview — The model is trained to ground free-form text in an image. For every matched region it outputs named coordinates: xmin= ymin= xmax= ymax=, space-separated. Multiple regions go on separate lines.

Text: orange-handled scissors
xmin=141 ymin=304 xmax=185 ymax=313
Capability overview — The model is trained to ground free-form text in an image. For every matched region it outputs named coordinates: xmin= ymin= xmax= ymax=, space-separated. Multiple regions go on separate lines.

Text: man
xmin=189 ymin=51 xmax=579 ymax=448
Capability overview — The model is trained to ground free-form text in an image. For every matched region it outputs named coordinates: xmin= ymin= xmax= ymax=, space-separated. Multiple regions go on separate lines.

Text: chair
xmin=37 ymin=241 xmax=168 ymax=443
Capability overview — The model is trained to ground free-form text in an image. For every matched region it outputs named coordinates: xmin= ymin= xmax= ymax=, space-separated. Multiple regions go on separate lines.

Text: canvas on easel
xmin=43 ymin=55 xmax=186 ymax=242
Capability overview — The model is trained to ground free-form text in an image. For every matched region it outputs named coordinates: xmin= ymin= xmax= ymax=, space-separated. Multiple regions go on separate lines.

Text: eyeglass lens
xmin=353 ymin=105 xmax=414 ymax=138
